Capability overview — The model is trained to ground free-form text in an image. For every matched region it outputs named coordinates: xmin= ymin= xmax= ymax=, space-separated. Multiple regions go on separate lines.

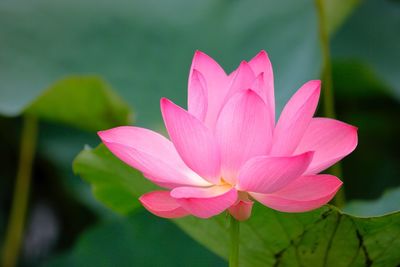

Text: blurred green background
xmin=0 ymin=0 xmax=399 ymax=266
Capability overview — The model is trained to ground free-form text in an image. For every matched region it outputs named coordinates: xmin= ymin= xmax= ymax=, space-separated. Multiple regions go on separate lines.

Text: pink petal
xmin=189 ymin=51 xmax=229 ymax=128
xmin=228 ymin=200 xmax=253 ymax=221
xmin=161 ymin=98 xmax=221 ymax=184
xmin=223 ymin=61 xmax=256 ymax=104
xmin=295 ymin=118 xmax=358 ymax=174
xmin=250 ymin=73 xmax=267 ymax=103
xmin=248 ymin=50 xmax=275 ymax=124
xmin=98 ymin=127 xmax=210 ymax=188
xmin=171 ymin=185 xmax=238 ymax=218
xmin=237 ymin=152 xmax=314 ymax=194
xmin=248 ymin=50 xmax=273 ymax=78
xmin=250 ymin=73 xmax=275 ymax=130
xmin=251 ymin=174 xmax=342 ymax=212
xmin=139 ymin=191 xmax=189 ymax=218
xmin=271 ymin=80 xmax=321 ymax=156
xmin=215 ymin=89 xmax=273 ymax=184
xmin=188 ymin=69 xmax=208 ymax=122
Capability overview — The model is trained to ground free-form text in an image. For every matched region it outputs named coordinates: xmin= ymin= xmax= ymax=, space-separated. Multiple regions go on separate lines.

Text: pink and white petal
xmin=248 ymin=50 xmax=275 ymax=123
xmin=223 ymin=61 xmax=256 ymax=103
xmin=161 ymin=98 xmax=221 ymax=183
xmin=215 ymin=89 xmax=273 ymax=184
xmin=251 ymin=174 xmax=342 ymax=212
xmin=228 ymin=199 xmax=253 ymax=221
xmin=98 ymin=127 xmax=210 ymax=188
xmin=271 ymin=80 xmax=321 ymax=156
xmin=171 ymin=185 xmax=238 ymax=218
xmin=188 ymin=69 xmax=208 ymax=122
xmin=237 ymin=152 xmax=314 ymax=194
xmin=139 ymin=191 xmax=189 ymax=218
xmin=295 ymin=118 xmax=358 ymax=174
xmin=189 ymin=51 xmax=229 ymax=128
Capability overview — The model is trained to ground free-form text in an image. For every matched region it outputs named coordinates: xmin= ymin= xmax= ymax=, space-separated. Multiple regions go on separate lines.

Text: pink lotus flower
xmin=98 ymin=51 xmax=358 ymax=221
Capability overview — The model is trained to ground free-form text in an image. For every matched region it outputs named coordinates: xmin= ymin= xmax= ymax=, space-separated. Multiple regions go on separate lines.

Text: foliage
xmin=73 ymin=145 xmax=156 ymax=214
xmin=42 ymin=211 xmax=224 ymax=267
xmin=0 ymin=0 xmax=324 ymax=124
xmin=24 ymin=76 xmax=132 ymax=131
xmin=344 ymin=188 xmax=400 ymax=217
xmin=74 ymin=145 xmax=400 ymax=266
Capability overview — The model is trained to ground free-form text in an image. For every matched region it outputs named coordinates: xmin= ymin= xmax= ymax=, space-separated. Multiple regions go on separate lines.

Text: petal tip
xmin=330 ymin=177 xmax=344 ymax=196
xmin=193 ymin=50 xmax=213 ymax=62
xmin=97 ymin=130 xmax=106 ymax=139
xmin=308 ymin=79 xmax=321 ymax=86
xmin=191 ymin=68 xmax=200 ymax=76
xmin=302 ymin=80 xmax=321 ymax=93
xmin=160 ymin=97 xmax=173 ymax=111
xmin=256 ymin=72 xmax=265 ymax=79
xmin=97 ymin=127 xmax=119 ymax=142
xmin=244 ymin=88 xmax=254 ymax=94
xmin=324 ymin=174 xmax=344 ymax=193
xmin=351 ymin=124 xmax=359 ymax=132
xmin=139 ymin=191 xmax=189 ymax=219
xmin=312 ymin=80 xmax=322 ymax=90
xmin=253 ymin=50 xmax=269 ymax=60
xmin=243 ymin=88 xmax=262 ymax=98
xmin=194 ymin=50 xmax=205 ymax=57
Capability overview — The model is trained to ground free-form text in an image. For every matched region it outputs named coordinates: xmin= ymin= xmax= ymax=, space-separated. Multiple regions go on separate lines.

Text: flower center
xmin=219 ymin=177 xmax=233 ymax=186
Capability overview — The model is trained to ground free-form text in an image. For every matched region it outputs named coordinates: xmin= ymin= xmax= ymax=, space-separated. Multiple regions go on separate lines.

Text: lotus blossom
xmin=98 ymin=50 xmax=358 ymax=221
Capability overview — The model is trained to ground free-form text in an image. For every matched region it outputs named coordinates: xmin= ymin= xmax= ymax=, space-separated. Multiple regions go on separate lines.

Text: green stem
xmin=1 ymin=116 xmax=38 ymax=267
xmin=315 ymin=0 xmax=345 ymax=208
xmin=229 ymin=215 xmax=240 ymax=267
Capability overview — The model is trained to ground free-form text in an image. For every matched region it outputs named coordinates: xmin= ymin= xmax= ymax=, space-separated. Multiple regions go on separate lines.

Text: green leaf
xmin=74 ymin=144 xmax=400 ymax=267
xmin=73 ymin=144 xmax=156 ymax=214
xmin=24 ymin=76 xmax=133 ymax=131
xmin=332 ymin=59 xmax=391 ymax=98
xmin=0 ymin=0 xmax=322 ymax=125
xmin=177 ymin=205 xmax=400 ymax=267
xmin=42 ymin=211 xmax=224 ymax=267
xmin=0 ymin=76 xmax=133 ymax=216
xmin=332 ymin=0 xmax=400 ymax=101
xmin=324 ymin=0 xmax=361 ymax=36
xmin=344 ymin=187 xmax=400 ymax=217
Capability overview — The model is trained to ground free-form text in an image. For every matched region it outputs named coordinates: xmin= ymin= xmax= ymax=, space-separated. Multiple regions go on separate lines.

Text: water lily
xmin=98 ymin=50 xmax=357 ymax=221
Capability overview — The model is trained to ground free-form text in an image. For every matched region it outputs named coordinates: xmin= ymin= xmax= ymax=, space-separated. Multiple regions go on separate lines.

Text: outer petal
xmin=189 ymin=51 xmax=229 ymax=128
xmin=251 ymin=174 xmax=342 ymax=212
xmin=98 ymin=126 xmax=210 ymax=188
xmin=215 ymin=89 xmax=273 ymax=184
xmin=188 ymin=69 xmax=208 ymax=122
xmin=248 ymin=50 xmax=275 ymax=124
xmin=171 ymin=185 xmax=237 ymax=218
xmin=237 ymin=152 xmax=314 ymax=194
xmin=139 ymin=191 xmax=189 ymax=218
xmin=271 ymin=80 xmax=321 ymax=156
xmin=295 ymin=118 xmax=358 ymax=174
xmin=161 ymin=98 xmax=221 ymax=183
